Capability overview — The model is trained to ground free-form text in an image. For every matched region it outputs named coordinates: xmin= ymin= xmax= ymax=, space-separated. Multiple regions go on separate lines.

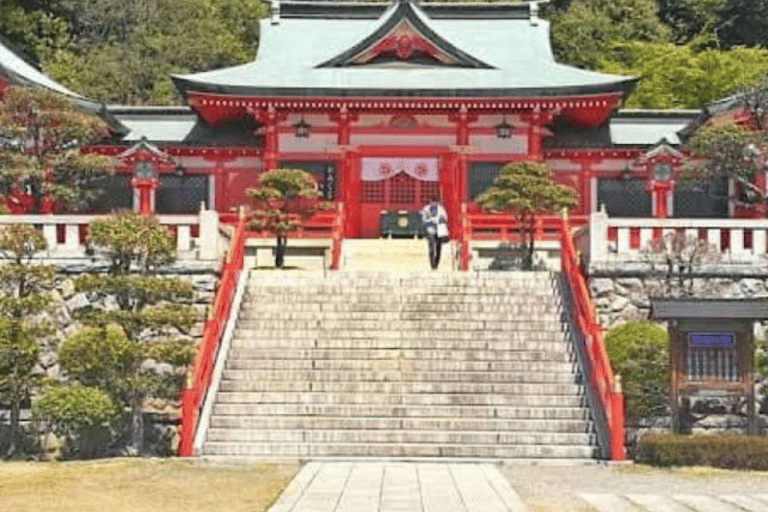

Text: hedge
xmin=637 ymin=432 xmax=768 ymax=470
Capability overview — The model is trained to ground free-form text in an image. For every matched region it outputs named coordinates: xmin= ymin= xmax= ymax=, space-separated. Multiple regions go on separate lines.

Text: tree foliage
xmin=247 ymin=168 xmax=325 ymax=268
xmin=3 ymin=0 xmax=267 ymax=105
xmin=0 ymin=224 xmax=55 ymax=458
xmin=600 ymin=43 xmax=768 ymax=109
xmin=475 ymin=161 xmax=577 ymax=270
xmin=550 ymin=0 xmax=671 ymax=70
xmin=548 ymin=0 xmax=768 ymax=109
xmin=87 ymin=210 xmax=176 ymax=275
xmin=61 ymin=211 xmax=196 ymax=455
xmin=604 ymin=321 xmax=669 ymax=422
xmin=0 ymin=86 xmax=113 ymax=213
xmin=32 ymin=384 xmax=118 ymax=459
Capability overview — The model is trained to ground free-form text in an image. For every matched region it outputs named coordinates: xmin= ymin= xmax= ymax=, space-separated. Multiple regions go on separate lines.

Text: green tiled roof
xmin=173 ymin=0 xmax=635 ymax=99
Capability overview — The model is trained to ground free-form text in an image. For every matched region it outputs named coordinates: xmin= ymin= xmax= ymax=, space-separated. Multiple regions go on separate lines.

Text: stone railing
xmin=586 ymin=207 xmax=768 ymax=267
xmin=0 ymin=209 xmax=221 ymax=261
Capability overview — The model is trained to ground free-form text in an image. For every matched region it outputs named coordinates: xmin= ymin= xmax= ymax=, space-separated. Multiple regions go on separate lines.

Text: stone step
xmin=218 ymin=379 xmax=584 ymax=395
xmin=226 ymin=347 xmax=573 ymax=362
xmin=205 ymin=428 xmax=596 ymax=446
xmin=219 ymin=369 xmax=580 ymax=383
xmin=236 ymin=307 xmax=560 ymax=319
xmin=233 ymin=318 xmax=562 ymax=330
xmin=245 ymin=291 xmax=557 ymax=308
xmin=229 ymin=338 xmax=573 ymax=353
xmin=234 ymin=326 xmax=566 ymax=339
xmin=248 ymin=271 xmax=552 ymax=282
xmin=202 ymin=442 xmax=599 ymax=459
xmin=233 ymin=329 xmax=567 ymax=342
xmin=215 ymin=392 xmax=586 ymax=407
xmin=208 ymin=416 xmax=591 ymax=432
xmin=211 ymin=403 xmax=591 ymax=420
xmin=247 ymin=283 xmax=556 ymax=292
xmin=225 ymin=358 xmax=577 ymax=373
xmin=248 ymin=285 xmax=555 ymax=293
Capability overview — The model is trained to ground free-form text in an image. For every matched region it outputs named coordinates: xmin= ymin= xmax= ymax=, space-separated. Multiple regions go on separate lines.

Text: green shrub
xmin=33 ymin=385 xmax=119 ymax=459
xmin=637 ymin=432 xmax=768 ymax=470
xmin=604 ymin=321 xmax=669 ymax=422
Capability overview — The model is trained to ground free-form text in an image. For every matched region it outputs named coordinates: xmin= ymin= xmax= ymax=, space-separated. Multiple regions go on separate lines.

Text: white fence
xmin=586 ymin=207 xmax=768 ymax=264
xmin=0 ymin=209 xmax=221 ymax=261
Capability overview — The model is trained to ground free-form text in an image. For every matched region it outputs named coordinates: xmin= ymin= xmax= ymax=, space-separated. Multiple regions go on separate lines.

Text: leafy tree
xmin=0 ymin=224 xmax=55 ymax=457
xmin=656 ymin=0 xmax=728 ymax=45
xmin=715 ymin=0 xmax=768 ymax=49
xmin=604 ymin=321 xmax=669 ymax=422
xmin=32 ymin=384 xmax=118 ymax=459
xmin=600 ymin=43 xmax=768 ymax=109
xmin=677 ymin=73 xmax=768 ymax=213
xmin=475 ymin=161 xmax=577 ymax=270
xmin=682 ymin=122 xmax=767 ymax=213
xmin=550 ymin=0 xmax=671 ymax=70
xmin=39 ymin=0 xmax=266 ymax=105
xmin=0 ymin=86 xmax=113 ymax=213
xmin=62 ymin=211 xmax=196 ymax=455
xmin=247 ymin=168 xmax=325 ymax=268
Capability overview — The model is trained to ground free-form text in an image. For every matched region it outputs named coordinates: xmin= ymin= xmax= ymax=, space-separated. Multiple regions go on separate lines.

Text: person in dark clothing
xmin=420 ymin=195 xmax=448 ymax=270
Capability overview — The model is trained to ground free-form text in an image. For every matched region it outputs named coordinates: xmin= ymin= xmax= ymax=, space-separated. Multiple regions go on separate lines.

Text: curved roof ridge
xmin=315 ymin=0 xmax=494 ymax=68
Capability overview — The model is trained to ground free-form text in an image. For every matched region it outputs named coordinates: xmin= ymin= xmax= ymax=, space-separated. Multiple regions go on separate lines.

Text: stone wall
xmin=0 ymin=261 xmax=218 ymax=457
xmin=587 ymin=265 xmax=768 ymax=445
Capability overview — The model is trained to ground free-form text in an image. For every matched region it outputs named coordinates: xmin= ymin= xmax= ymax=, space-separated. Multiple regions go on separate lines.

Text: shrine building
xmin=1 ymin=0 xmax=742 ymax=233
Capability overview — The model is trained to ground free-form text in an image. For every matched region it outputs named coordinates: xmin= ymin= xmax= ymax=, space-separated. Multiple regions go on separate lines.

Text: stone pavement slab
xmin=579 ymin=493 xmax=641 ymax=512
xmin=267 ymin=462 xmax=528 ymax=512
xmin=579 ymin=493 xmax=768 ymax=512
xmin=720 ymin=495 xmax=768 ymax=512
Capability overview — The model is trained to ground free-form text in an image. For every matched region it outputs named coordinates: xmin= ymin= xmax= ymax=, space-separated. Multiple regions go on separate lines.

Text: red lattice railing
xmin=178 ymin=213 xmax=246 ymax=456
xmin=559 ymin=211 xmax=625 ymax=461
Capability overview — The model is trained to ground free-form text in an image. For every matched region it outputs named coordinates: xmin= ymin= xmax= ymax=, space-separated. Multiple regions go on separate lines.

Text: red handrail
xmin=558 ymin=211 xmax=625 ymax=460
xmin=459 ymin=203 xmax=470 ymax=270
xmin=330 ymin=202 xmax=345 ymax=270
xmin=465 ymin=212 xmax=588 ymax=241
xmin=178 ymin=212 xmax=247 ymax=456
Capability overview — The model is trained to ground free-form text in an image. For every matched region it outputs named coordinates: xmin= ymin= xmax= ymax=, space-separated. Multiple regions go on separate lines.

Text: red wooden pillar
xmin=439 ymin=152 xmax=457 ymax=238
xmin=332 ymin=106 xmax=356 ymax=146
xmin=650 ymin=181 xmax=673 ymax=219
xmin=524 ymin=107 xmax=552 ymax=162
xmin=448 ymin=106 xmax=476 ymax=238
xmin=579 ymin=160 xmax=593 ymax=215
xmin=214 ymin=162 xmax=225 ymax=211
xmin=339 ymin=148 xmax=361 ymax=238
xmin=254 ymin=105 xmax=281 ymax=172
xmin=331 ymin=107 xmax=360 ymax=236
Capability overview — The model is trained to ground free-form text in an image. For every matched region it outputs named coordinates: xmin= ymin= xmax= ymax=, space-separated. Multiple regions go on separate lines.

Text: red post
xmin=258 ymin=106 xmax=280 ymax=172
xmin=460 ymin=203 xmax=470 ymax=270
xmin=611 ymin=385 xmax=626 ymax=461
xmin=132 ymin=178 xmax=158 ymax=216
xmin=178 ymin=388 xmax=194 ymax=456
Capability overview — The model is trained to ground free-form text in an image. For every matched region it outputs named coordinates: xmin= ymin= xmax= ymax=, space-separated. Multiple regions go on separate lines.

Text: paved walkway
xmin=267 ymin=462 xmax=529 ymax=512
xmin=579 ymin=493 xmax=768 ymax=512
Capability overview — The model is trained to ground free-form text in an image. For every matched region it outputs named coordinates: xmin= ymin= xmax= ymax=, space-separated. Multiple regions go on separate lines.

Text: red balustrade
xmin=219 ymin=209 xmax=338 ymax=239
xmin=330 ymin=202 xmax=345 ymax=270
xmin=455 ymin=207 xmax=588 ymax=271
xmin=559 ymin=212 xmax=625 ymax=460
xmin=178 ymin=213 xmax=247 ymax=457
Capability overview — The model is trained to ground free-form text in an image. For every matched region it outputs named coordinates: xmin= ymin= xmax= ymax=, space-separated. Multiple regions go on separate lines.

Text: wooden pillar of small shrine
xmin=651 ymin=298 xmax=765 ymax=435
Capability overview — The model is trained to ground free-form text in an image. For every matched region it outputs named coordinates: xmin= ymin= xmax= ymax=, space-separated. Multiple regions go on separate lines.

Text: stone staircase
xmin=201 ymin=270 xmax=599 ymax=460
xmin=342 ymin=238 xmax=455 ymax=271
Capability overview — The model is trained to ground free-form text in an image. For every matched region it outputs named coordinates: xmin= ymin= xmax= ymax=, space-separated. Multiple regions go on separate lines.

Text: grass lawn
xmin=0 ymin=458 xmax=300 ymax=512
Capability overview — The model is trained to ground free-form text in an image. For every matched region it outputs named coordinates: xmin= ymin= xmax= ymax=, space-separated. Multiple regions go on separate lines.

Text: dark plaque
xmin=323 ymin=164 xmax=336 ymax=200
xmin=687 ymin=332 xmax=735 ymax=349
